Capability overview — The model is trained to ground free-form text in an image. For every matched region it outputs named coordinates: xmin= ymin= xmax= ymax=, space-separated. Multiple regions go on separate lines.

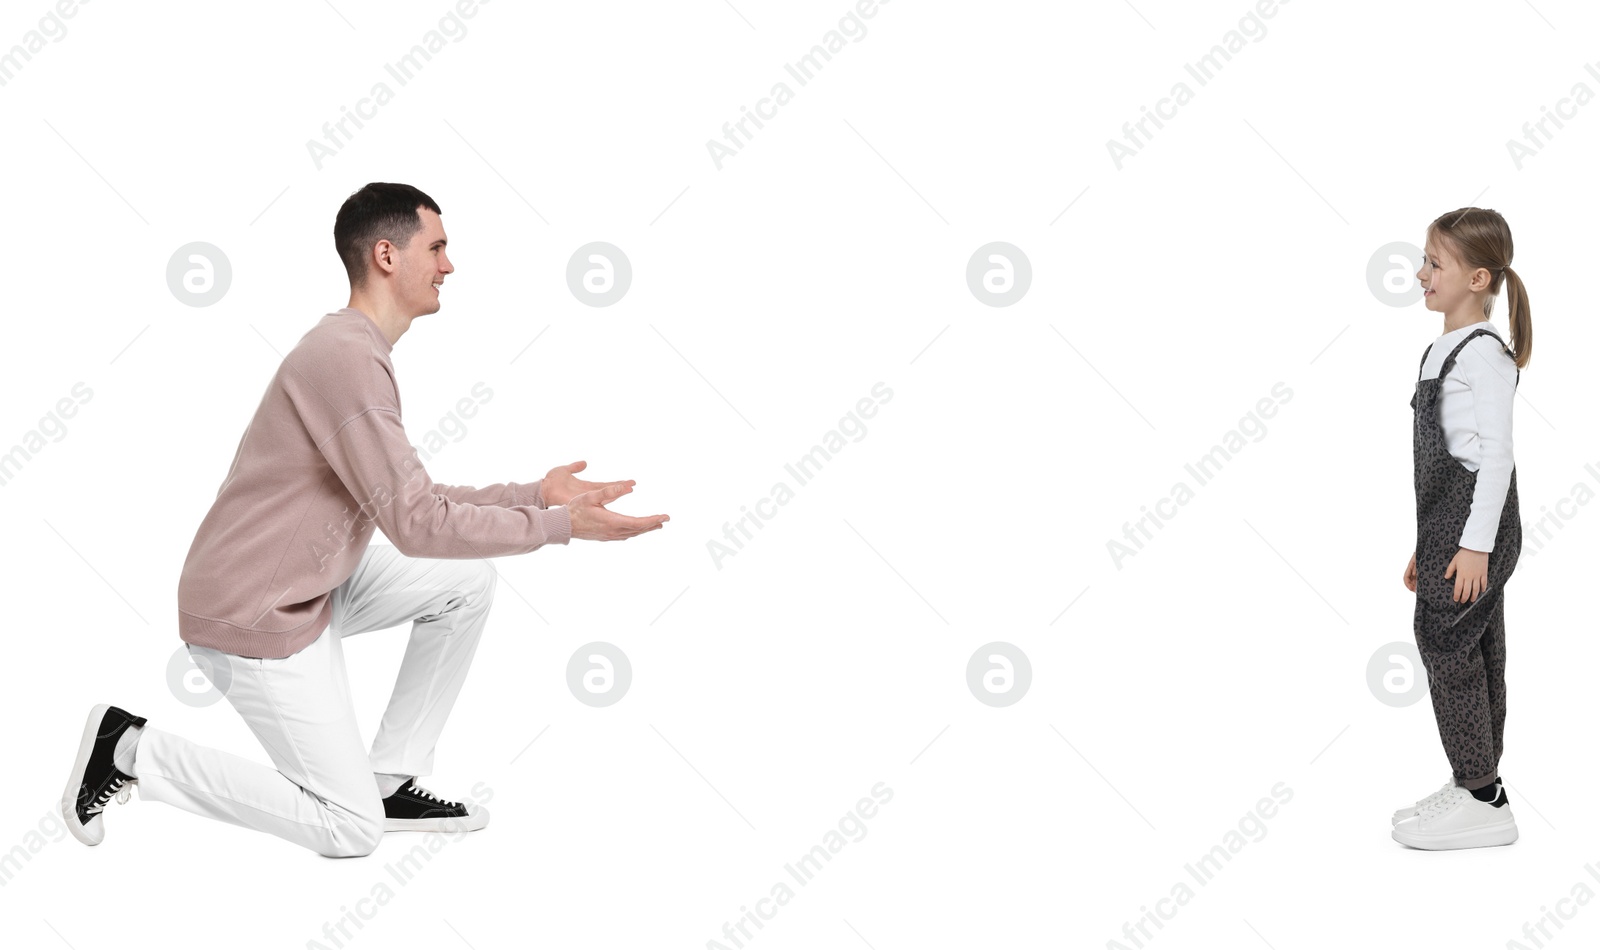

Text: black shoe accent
xmin=1469 ymin=780 xmax=1509 ymax=807
xmin=72 ymin=705 xmax=147 ymax=825
xmin=383 ymin=778 xmax=470 ymax=822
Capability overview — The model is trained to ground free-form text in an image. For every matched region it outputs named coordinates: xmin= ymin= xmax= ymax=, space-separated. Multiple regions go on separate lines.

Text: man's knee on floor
xmin=320 ymin=804 xmax=384 ymax=858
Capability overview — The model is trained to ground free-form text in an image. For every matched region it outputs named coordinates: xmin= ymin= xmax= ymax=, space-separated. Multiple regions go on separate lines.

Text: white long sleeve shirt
xmin=1418 ymin=320 xmax=1518 ymax=552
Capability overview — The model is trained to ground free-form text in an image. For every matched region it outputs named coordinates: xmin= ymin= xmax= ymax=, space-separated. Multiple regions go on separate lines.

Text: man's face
xmin=395 ymin=207 xmax=453 ymax=316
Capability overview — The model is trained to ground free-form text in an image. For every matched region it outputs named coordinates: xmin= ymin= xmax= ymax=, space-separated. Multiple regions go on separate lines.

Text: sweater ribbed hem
xmin=178 ymin=600 xmax=332 ymax=659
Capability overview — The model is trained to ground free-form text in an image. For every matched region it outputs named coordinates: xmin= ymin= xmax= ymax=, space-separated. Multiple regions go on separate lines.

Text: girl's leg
xmin=1482 ymin=593 xmax=1508 ymax=777
xmin=1414 ymin=591 xmax=1499 ymax=791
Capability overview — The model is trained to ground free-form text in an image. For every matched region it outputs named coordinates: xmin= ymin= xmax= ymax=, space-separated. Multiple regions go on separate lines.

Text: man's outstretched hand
xmin=541 ymin=460 xmax=631 ymax=508
xmin=566 ymin=480 xmax=669 ymax=541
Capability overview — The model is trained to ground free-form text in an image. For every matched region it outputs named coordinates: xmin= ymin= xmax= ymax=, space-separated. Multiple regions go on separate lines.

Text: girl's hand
xmin=1402 ymin=553 xmax=1417 ymax=592
xmin=1444 ymin=547 xmax=1490 ymax=603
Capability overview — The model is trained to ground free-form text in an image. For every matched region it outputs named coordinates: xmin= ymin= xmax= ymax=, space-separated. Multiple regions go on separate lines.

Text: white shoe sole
xmin=383 ymin=808 xmax=489 ymax=833
xmin=1391 ymin=816 xmax=1518 ymax=850
xmin=60 ymin=703 xmax=113 ymax=846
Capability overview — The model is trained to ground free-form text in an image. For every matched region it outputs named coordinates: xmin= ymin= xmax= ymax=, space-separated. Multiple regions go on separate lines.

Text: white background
xmin=2 ymin=0 xmax=1597 ymax=947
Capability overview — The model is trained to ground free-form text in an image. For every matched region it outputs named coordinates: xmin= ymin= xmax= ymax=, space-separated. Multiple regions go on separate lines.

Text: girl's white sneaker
xmin=1391 ymin=784 xmax=1517 ymax=850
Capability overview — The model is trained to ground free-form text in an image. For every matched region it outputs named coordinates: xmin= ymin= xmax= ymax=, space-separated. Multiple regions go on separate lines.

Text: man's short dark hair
xmin=333 ymin=183 xmax=442 ymax=288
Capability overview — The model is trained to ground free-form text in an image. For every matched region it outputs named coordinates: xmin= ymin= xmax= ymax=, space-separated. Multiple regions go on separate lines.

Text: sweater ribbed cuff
xmin=544 ymin=504 xmax=572 ymax=544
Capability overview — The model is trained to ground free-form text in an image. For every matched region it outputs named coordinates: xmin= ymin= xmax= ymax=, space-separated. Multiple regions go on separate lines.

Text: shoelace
xmin=87 ymin=774 xmax=134 ymax=817
xmin=1413 ymin=785 xmax=1456 ymax=812
xmin=406 ymin=781 xmax=460 ymax=808
xmin=1419 ymin=787 xmax=1471 ymax=820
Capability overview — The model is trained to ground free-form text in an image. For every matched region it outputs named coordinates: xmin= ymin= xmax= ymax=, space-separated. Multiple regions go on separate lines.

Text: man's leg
xmin=132 ymin=627 xmax=385 ymax=857
xmin=329 ymin=544 xmax=496 ymax=795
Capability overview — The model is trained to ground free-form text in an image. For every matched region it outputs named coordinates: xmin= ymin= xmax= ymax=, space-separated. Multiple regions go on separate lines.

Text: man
xmin=60 ymin=182 xmax=668 ymax=857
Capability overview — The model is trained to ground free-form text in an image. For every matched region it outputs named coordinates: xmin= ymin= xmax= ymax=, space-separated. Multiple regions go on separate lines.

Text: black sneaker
xmin=61 ymin=704 xmax=147 ymax=846
xmin=382 ymin=777 xmax=489 ymax=832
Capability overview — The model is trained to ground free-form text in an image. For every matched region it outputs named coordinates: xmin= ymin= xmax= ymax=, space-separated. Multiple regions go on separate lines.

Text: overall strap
xmin=1439 ymin=326 xmax=1512 ymax=379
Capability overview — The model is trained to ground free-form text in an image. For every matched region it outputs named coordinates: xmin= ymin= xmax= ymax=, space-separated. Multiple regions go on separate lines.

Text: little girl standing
xmin=1391 ymin=207 xmax=1533 ymax=850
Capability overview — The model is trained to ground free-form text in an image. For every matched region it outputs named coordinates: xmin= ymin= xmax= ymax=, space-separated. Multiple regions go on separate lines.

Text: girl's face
xmin=1416 ymin=236 xmax=1490 ymax=316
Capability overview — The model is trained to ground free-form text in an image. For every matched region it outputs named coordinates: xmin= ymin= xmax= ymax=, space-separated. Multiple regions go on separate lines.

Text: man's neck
xmin=346 ymin=298 xmax=410 ymax=346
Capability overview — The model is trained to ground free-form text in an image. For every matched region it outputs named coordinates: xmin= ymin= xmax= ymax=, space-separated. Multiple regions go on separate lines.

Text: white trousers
xmin=134 ymin=544 xmax=496 ymax=857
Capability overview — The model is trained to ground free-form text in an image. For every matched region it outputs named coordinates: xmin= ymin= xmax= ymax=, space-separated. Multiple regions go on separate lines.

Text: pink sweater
xmin=177 ymin=308 xmax=571 ymax=658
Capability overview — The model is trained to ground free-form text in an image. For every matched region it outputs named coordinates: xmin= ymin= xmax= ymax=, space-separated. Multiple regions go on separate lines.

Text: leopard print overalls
xmin=1411 ymin=326 xmax=1522 ymax=791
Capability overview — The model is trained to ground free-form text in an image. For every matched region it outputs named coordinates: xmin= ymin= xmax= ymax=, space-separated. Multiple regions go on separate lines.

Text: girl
xmin=1391 ymin=207 xmax=1532 ymax=850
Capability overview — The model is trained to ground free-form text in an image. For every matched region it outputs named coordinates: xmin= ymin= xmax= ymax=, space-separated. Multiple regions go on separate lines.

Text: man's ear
xmin=371 ymin=240 xmax=396 ymax=277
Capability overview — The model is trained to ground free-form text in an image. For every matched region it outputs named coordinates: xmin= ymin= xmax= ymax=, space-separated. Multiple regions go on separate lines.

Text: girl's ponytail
xmin=1500 ymin=264 xmax=1532 ymax=369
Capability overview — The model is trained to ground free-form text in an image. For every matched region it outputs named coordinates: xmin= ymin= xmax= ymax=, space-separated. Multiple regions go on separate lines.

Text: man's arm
xmin=282 ymin=339 xmax=565 ymax=558
xmin=431 ymin=479 xmax=548 ymax=509
xmin=316 ymin=408 xmax=570 ymax=558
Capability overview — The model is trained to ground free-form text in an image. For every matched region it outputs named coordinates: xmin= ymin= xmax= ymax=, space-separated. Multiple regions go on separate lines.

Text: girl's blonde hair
xmin=1427 ymin=207 xmax=1532 ymax=369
